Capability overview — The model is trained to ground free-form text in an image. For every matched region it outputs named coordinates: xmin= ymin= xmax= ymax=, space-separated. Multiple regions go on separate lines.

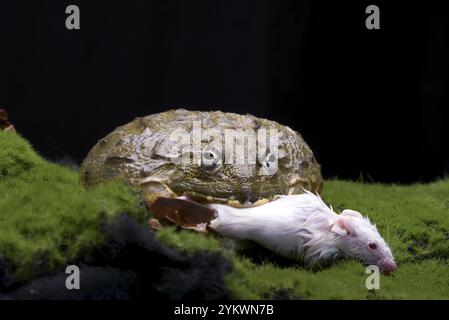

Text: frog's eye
xmin=201 ymin=146 xmax=222 ymax=169
xmin=260 ymin=152 xmax=278 ymax=175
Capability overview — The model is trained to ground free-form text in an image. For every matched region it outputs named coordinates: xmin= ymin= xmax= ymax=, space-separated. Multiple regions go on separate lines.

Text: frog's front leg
xmin=139 ymin=180 xmax=178 ymax=206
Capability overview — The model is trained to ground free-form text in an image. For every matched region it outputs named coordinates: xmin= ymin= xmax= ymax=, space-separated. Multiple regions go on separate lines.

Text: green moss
xmin=1 ymin=131 xmax=449 ymax=299
xmin=0 ymin=131 xmax=44 ymax=179
xmin=0 ymin=131 xmax=148 ymax=282
xmin=155 ymin=226 xmax=221 ymax=252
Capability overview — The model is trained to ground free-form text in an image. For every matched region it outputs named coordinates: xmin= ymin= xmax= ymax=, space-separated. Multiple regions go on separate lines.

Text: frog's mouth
xmin=136 ymin=176 xmax=275 ymax=208
xmin=144 ymin=180 xmax=309 ymax=232
xmin=166 ymin=176 xmax=313 ymax=208
xmin=180 ymin=190 xmax=274 ymax=208
xmin=140 ymin=178 xmax=309 ymax=209
xmin=140 ymin=180 xmax=275 ymax=231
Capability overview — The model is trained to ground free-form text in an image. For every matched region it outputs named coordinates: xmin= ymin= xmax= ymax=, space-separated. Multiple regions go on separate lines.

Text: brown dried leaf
xmin=0 ymin=109 xmax=16 ymax=132
xmin=148 ymin=197 xmax=217 ymax=229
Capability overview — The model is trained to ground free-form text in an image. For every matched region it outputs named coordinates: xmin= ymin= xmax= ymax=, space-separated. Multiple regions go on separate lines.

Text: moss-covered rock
xmin=0 ymin=131 xmax=148 ymax=283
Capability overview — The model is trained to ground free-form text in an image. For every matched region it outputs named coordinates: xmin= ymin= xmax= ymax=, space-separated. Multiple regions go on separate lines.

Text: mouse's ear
xmin=330 ymin=218 xmax=350 ymax=236
xmin=341 ymin=209 xmax=363 ymax=219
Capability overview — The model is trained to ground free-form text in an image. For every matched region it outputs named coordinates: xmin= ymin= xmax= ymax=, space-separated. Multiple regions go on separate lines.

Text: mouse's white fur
xmin=208 ymin=191 xmax=396 ymax=271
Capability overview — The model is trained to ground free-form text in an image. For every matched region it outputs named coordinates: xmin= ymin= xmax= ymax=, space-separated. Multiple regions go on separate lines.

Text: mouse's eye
xmin=369 ymin=243 xmax=377 ymax=250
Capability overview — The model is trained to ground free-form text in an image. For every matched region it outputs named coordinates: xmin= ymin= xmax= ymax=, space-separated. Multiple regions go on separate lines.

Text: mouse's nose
xmin=381 ymin=259 xmax=397 ymax=275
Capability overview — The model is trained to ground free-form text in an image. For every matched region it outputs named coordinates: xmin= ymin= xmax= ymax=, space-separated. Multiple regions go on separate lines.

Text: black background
xmin=0 ymin=0 xmax=447 ymax=183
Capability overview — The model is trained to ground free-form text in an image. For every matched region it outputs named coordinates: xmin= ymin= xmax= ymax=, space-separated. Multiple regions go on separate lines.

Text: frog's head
xmin=167 ymin=129 xmax=322 ymax=207
xmin=80 ymin=110 xmax=322 ymax=208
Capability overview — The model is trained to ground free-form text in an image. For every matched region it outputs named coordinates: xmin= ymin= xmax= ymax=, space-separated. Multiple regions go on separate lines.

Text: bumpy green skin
xmin=80 ymin=109 xmax=322 ymax=205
